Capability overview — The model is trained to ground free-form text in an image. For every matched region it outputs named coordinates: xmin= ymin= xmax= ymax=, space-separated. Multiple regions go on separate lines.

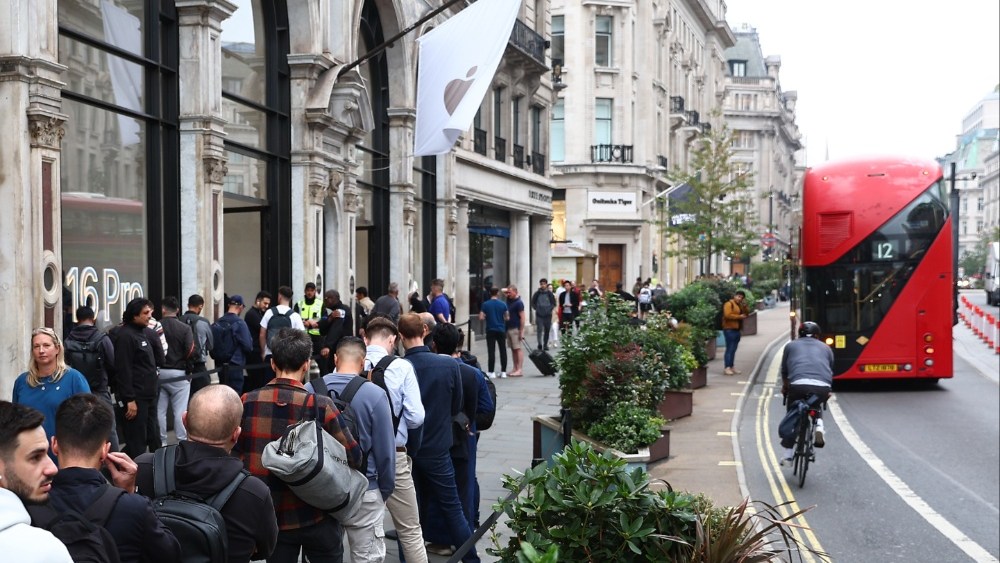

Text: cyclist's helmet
xmin=799 ymin=321 xmax=821 ymax=338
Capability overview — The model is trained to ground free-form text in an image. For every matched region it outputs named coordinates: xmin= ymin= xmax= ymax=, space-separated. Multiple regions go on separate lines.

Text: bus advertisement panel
xmin=799 ymin=157 xmax=953 ymax=381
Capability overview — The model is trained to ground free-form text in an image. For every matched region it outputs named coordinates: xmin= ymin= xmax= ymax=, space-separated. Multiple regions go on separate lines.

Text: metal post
xmin=950 ymin=162 xmax=959 ymax=326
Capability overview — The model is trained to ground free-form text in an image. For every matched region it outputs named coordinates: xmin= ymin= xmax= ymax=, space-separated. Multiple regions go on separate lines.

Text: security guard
xmin=296 ymin=282 xmax=324 ymax=355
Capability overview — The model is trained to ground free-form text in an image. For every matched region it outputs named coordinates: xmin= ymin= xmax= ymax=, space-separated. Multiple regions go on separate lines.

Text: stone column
xmin=0 ymin=0 xmax=64 ymax=396
xmin=529 ymin=214 xmax=552 ymax=323
xmin=455 ymin=198 xmax=471 ymax=325
xmin=176 ymin=0 xmax=236 ymax=313
xmin=513 ymin=213 xmax=531 ymax=298
xmin=387 ymin=108 xmax=416 ymax=291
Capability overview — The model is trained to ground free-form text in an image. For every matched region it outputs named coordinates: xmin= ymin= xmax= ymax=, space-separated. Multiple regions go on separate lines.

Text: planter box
xmin=657 ymin=389 xmax=693 ymax=420
xmin=532 ymin=414 xmax=655 ymax=472
xmin=705 ymin=337 xmax=718 ymax=360
xmin=648 ymin=426 xmax=671 ymax=463
xmin=686 ymin=365 xmax=707 ymax=389
xmin=741 ymin=311 xmax=758 ymax=336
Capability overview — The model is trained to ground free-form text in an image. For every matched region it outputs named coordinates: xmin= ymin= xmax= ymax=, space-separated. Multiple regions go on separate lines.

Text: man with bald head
xmin=136 ymin=386 xmax=278 ymax=562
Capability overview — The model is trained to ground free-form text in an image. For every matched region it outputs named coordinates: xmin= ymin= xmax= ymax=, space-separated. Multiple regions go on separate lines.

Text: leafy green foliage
xmin=587 ymin=403 xmax=666 ymax=454
xmin=574 ymin=344 xmax=668 ymax=428
xmin=490 ymin=441 xmax=828 ymax=562
xmin=656 ymin=122 xmax=760 ymax=264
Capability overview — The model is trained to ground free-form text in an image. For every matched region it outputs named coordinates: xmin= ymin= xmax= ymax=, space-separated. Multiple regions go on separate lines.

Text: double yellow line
xmin=752 ymin=345 xmax=828 ymax=561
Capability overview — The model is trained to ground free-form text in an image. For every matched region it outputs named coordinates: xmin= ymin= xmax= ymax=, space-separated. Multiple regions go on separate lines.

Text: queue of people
xmin=3 ymin=279 xmax=495 ymax=563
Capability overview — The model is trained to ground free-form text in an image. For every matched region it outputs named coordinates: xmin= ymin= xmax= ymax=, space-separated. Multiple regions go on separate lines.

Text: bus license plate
xmin=863 ymin=364 xmax=898 ymax=372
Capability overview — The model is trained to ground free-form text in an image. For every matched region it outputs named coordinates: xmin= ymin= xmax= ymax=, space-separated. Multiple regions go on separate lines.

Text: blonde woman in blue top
xmin=12 ymin=328 xmax=91 ymax=450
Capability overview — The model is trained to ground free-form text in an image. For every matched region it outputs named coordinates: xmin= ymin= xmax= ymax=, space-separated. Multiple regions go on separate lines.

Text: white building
xmin=548 ymin=0 xmax=736 ymax=292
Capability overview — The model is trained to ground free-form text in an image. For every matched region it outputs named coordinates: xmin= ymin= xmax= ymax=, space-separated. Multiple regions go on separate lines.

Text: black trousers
xmin=122 ymin=397 xmax=160 ymax=458
xmin=536 ymin=314 xmax=552 ymax=349
xmin=485 ymin=330 xmax=507 ymax=372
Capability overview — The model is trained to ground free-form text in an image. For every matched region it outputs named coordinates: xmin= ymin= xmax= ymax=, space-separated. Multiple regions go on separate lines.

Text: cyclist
xmin=779 ymin=321 xmax=834 ymax=465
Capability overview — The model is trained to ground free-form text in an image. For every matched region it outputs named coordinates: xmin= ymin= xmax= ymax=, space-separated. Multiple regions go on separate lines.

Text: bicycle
xmin=783 ymin=393 xmax=826 ymax=488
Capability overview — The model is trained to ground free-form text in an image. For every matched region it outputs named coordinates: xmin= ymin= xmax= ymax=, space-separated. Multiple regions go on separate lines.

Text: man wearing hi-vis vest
xmin=295 ymin=282 xmax=324 ymax=358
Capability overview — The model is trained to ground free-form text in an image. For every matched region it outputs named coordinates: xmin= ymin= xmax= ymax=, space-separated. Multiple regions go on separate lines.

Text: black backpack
xmin=367 ymin=355 xmax=402 ymax=435
xmin=152 ymin=445 xmax=248 ymax=563
xmin=265 ymin=307 xmax=295 ymax=347
xmin=181 ymin=313 xmax=207 ymax=365
xmin=28 ymin=485 xmax=124 ymax=563
xmin=64 ymin=331 xmax=107 ymax=392
xmin=459 ymin=351 xmax=497 ymax=431
xmin=312 ymin=375 xmax=370 ymax=471
xmin=210 ymin=318 xmax=238 ymax=364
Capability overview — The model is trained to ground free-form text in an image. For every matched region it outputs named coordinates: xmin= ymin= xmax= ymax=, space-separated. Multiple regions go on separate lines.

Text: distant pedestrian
xmin=242 ymin=291 xmax=272 ymax=393
xmin=505 ymin=285 xmax=526 ymax=377
xmin=180 ymin=294 xmax=214 ymax=397
xmin=478 ymin=287 xmax=507 ymax=378
xmin=530 ymin=278 xmax=556 ymax=351
xmin=216 ymin=296 xmax=254 ymax=393
xmin=721 ymin=290 xmax=750 ymax=376
xmin=373 ymin=282 xmax=402 ymax=323
xmin=158 ymin=296 xmax=195 ymax=445
xmin=558 ymin=280 xmax=580 ymax=337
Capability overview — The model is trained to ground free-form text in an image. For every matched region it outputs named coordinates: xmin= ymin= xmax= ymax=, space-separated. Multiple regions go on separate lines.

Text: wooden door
xmin=598 ymin=244 xmax=624 ymax=294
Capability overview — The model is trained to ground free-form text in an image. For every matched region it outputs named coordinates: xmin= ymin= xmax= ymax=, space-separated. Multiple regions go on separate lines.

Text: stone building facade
xmin=0 ymin=0 xmax=554 ymax=396
xmin=548 ymin=0 xmax=736 ymax=292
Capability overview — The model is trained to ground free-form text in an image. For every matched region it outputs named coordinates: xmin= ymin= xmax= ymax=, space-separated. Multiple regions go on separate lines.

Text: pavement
xmin=391 ymin=299 xmax=999 ymax=561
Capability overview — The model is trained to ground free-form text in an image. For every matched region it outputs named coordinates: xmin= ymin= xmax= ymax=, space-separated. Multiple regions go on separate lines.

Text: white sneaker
xmin=487 ymin=372 xmax=496 ymax=379
xmin=500 ymin=372 xmax=508 ymax=378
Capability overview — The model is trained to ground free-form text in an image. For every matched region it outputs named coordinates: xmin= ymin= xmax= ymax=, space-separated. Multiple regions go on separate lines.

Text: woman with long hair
xmin=12 ymin=328 xmax=91 ymax=449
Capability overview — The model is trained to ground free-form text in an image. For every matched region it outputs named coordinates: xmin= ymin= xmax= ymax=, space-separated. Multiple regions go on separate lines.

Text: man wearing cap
xmin=218 ymin=296 xmax=254 ymax=393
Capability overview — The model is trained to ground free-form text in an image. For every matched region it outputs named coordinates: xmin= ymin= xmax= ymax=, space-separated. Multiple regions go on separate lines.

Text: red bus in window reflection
xmin=62 ymin=192 xmax=146 ymax=325
xmin=798 ymin=157 xmax=953 ymax=381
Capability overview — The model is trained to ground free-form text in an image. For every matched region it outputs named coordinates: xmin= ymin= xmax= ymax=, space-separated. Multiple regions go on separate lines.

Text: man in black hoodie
xmin=136 ymin=384 xmax=277 ymax=562
xmin=46 ymin=394 xmax=180 ymax=563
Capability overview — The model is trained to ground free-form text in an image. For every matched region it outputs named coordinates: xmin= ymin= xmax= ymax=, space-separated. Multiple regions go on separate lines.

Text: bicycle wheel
xmin=798 ymin=419 xmax=814 ymax=488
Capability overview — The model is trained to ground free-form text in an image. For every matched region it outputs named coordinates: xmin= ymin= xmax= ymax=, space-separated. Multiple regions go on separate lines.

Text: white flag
xmin=413 ymin=0 xmax=521 ymax=156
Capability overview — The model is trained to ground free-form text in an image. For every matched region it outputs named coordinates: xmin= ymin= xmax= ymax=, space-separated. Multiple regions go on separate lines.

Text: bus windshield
xmin=802 ymin=180 xmax=948 ymax=334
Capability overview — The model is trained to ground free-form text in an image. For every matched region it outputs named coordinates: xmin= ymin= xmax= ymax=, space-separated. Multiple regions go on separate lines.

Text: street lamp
xmin=948 ymin=162 xmax=978 ymax=325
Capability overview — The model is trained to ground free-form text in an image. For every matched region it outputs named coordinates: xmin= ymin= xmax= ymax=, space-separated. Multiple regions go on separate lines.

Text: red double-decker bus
xmin=798 ymin=157 xmax=953 ymax=381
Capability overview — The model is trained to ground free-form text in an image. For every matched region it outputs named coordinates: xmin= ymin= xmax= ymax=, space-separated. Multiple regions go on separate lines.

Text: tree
xmin=961 ymin=227 xmax=1000 ymax=277
xmin=657 ymin=124 xmax=759 ymax=274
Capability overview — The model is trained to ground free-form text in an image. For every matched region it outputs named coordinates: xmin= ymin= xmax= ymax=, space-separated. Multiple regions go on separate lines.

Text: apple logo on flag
xmin=444 ymin=66 xmax=477 ymax=115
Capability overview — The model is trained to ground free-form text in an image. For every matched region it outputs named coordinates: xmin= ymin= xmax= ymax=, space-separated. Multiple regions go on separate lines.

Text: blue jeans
xmin=723 ymin=328 xmax=742 ymax=369
xmin=412 ymin=453 xmax=479 ymax=562
xmin=268 ymin=517 xmax=343 ymax=563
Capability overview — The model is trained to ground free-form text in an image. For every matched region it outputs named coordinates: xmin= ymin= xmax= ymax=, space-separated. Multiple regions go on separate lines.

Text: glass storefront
xmin=58 ymin=0 xmax=178 ymax=326
xmin=468 ymin=205 xmax=511 ymax=335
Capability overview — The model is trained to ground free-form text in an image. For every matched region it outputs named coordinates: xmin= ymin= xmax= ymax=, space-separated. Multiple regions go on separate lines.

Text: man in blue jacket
xmin=400 ymin=313 xmax=477 ymax=562
xmin=218 ymin=295 xmax=254 ymax=393
xmin=306 ymin=337 xmax=394 ymax=562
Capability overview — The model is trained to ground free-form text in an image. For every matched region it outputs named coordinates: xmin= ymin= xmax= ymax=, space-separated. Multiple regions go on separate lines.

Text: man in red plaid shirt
xmin=236 ymin=327 xmax=363 ymax=563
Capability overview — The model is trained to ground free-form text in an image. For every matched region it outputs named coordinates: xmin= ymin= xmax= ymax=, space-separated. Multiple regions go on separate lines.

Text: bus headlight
xmin=924 ymin=346 xmax=934 ymax=354
xmin=824 ymin=337 xmax=834 ymax=346
xmin=903 ymin=363 xmax=913 ymax=371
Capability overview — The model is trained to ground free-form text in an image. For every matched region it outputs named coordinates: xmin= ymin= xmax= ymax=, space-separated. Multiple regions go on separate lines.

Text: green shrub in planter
xmin=574 ymin=344 xmax=667 ymax=426
xmin=490 ymin=440 xmax=700 ymax=562
xmin=636 ymin=315 xmax=697 ymax=388
xmin=586 ymin=403 xmax=666 ymax=454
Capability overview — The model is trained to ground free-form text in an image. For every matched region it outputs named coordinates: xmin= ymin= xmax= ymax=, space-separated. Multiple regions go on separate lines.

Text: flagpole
xmin=337 ymin=0 xmax=469 ymax=79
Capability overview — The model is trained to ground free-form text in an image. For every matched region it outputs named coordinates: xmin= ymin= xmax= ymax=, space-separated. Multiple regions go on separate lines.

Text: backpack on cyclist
xmin=28 ymin=486 xmax=124 ymax=563
xmin=152 ymin=444 xmax=248 ymax=563
xmin=64 ymin=331 xmax=108 ymax=393
xmin=210 ymin=318 xmax=238 ymax=364
xmin=311 ymin=375 xmax=370 ymax=471
xmin=778 ymin=401 xmax=805 ymax=447
xmin=265 ymin=308 xmax=295 ymax=348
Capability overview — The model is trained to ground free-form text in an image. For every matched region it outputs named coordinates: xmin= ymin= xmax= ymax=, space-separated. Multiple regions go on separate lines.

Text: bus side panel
xmin=838 ymin=220 xmax=953 ymax=380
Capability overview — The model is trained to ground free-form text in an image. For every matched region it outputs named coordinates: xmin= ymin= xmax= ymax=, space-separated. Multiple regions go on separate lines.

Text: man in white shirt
xmin=362 ymin=315 xmax=427 ymax=563
xmin=258 ymin=285 xmax=306 ymax=384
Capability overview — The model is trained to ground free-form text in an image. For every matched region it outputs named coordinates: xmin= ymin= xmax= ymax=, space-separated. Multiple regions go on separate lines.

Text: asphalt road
xmin=739 ymin=322 xmax=999 ymax=562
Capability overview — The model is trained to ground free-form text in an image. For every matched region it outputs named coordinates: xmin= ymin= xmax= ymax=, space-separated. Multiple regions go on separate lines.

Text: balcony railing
xmin=591 ymin=144 xmax=634 ymax=164
xmin=699 ymin=122 xmax=711 ymax=134
xmin=531 ymin=151 xmax=546 ymax=175
xmin=686 ymin=110 xmax=700 ymax=125
xmin=513 ymin=144 xmax=525 ymax=168
xmin=508 ymin=19 xmax=546 ymax=67
xmin=670 ymin=96 xmax=685 ymax=113
xmin=657 ymin=155 xmax=669 ymax=169
xmin=474 ymin=128 xmax=487 ymax=156
xmin=494 ymin=136 xmax=507 ymax=163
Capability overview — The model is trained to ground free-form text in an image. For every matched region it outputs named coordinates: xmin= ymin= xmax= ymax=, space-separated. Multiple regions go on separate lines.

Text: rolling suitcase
xmin=522 ymin=339 xmax=557 ymax=376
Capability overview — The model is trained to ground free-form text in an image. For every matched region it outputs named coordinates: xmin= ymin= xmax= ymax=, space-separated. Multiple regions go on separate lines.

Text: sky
xmin=724 ymin=0 xmax=1000 ymax=165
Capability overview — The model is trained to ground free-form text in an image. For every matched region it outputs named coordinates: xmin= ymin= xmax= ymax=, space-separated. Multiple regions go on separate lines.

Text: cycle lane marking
xmin=753 ymin=348 xmax=827 ymax=561
xmin=829 ymin=400 xmax=998 ymax=563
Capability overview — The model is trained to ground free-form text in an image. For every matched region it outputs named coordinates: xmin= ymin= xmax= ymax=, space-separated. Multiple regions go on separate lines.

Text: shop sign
xmin=65 ymin=267 xmax=144 ymax=324
xmin=588 ymin=191 xmax=636 ymax=214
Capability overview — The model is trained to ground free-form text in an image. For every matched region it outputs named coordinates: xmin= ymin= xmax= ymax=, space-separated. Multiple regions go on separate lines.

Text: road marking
xmin=717 ymin=431 xmax=736 ymax=436
xmin=753 ymin=346 xmax=827 ymax=561
xmin=723 ymin=408 xmax=740 ymax=413
xmin=718 ymin=460 xmax=742 ymax=466
xmin=731 ymin=392 xmax=746 ymax=396
xmin=829 ymin=400 xmax=999 ymax=563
